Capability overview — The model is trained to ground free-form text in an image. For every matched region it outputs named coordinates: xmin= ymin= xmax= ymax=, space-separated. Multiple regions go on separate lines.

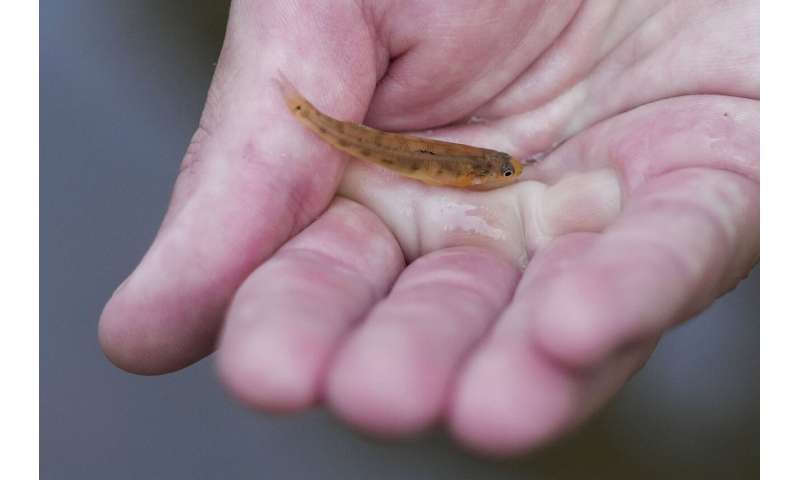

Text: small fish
xmin=275 ymin=73 xmax=523 ymax=189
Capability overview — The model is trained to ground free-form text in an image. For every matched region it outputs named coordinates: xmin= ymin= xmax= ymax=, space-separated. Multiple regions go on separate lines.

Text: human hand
xmin=99 ymin=0 xmax=759 ymax=455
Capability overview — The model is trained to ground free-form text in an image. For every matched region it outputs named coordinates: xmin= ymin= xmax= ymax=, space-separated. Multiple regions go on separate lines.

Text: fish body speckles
xmin=275 ymin=72 xmax=523 ymax=189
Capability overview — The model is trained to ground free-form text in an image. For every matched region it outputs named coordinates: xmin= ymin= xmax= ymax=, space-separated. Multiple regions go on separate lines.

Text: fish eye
xmin=503 ymin=169 xmax=513 ymax=177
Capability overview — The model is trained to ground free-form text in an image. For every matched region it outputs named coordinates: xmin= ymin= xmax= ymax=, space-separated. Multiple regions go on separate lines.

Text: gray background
xmin=41 ymin=1 xmax=759 ymax=478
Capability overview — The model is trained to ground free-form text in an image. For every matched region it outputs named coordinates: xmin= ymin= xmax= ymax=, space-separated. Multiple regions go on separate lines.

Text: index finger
xmin=99 ymin=0 xmax=381 ymax=374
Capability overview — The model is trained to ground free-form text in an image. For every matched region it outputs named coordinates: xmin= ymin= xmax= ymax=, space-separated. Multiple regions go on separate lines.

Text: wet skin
xmin=99 ymin=0 xmax=759 ymax=456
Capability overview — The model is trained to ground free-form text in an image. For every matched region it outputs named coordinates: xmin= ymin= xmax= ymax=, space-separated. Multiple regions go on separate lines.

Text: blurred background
xmin=41 ymin=1 xmax=759 ymax=478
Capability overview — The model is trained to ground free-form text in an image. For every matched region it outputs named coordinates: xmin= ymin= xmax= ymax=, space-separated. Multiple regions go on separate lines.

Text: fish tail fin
xmin=273 ymin=70 xmax=304 ymax=112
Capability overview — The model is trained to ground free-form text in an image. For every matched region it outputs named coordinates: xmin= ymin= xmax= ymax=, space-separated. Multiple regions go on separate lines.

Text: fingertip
xmin=529 ymin=241 xmax=691 ymax=371
xmin=448 ymin=341 xmax=576 ymax=457
xmin=216 ymin=323 xmax=320 ymax=413
xmin=98 ymin=298 xmax=155 ymax=375
xmin=325 ymin=325 xmax=441 ymax=436
xmin=527 ymin=275 xmax=620 ymax=370
xmin=98 ymin=289 xmax=209 ymax=375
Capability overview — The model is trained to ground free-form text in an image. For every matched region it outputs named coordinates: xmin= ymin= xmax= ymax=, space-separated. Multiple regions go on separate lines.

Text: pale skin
xmin=99 ymin=0 xmax=759 ymax=456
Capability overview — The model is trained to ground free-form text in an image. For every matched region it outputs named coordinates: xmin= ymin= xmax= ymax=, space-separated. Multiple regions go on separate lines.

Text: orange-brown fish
xmin=276 ymin=74 xmax=523 ymax=189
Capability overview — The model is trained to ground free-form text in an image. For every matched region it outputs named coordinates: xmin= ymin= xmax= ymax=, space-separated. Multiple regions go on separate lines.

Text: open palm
xmin=100 ymin=0 xmax=759 ymax=455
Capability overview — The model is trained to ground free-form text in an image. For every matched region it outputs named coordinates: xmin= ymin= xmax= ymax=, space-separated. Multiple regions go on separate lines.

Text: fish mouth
xmin=511 ymin=157 xmax=524 ymax=175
